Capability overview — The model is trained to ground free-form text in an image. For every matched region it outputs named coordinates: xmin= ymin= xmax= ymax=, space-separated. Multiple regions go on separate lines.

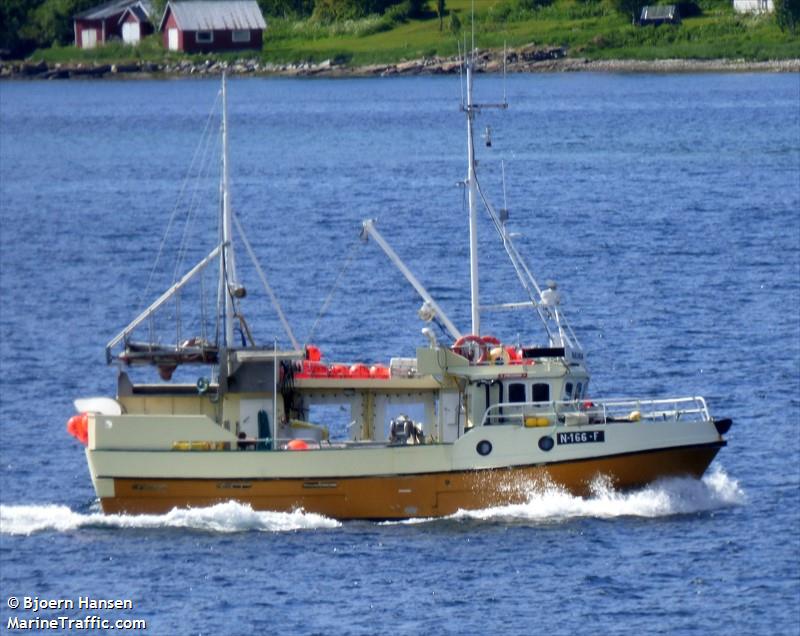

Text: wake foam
xmin=1 ymin=471 xmax=744 ymax=534
xmin=451 ymin=468 xmax=745 ymax=523
xmin=0 ymin=501 xmax=340 ymax=536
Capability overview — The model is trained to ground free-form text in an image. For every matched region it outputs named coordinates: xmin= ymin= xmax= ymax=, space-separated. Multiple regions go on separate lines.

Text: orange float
xmin=349 ymin=364 xmax=371 ymax=378
xmin=66 ymin=413 xmax=89 ymax=446
xmin=369 ymin=364 xmax=391 ymax=379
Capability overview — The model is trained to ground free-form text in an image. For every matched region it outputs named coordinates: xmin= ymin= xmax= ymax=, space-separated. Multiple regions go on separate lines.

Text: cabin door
xmin=122 ymin=22 xmax=140 ymax=44
xmin=168 ymin=28 xmax=179 ymax=51
xmin=240 ymin=399 xmax=270 ymax=442
xmin=81 ymin=28 xmax=97 ymax=49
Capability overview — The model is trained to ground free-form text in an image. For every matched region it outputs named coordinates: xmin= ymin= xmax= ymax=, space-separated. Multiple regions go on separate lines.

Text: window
xmin=508 ymin=383 xmax=526 ymax=403
xmin=575 ymin=382 xmax=583 ymax=400
xmin=232 ymin=29 xmax=250 ymax=42
xmin=195 ymin=30 xmax=213 ymax=43
xmin=532 ymin=383 xmax=550 ymax=403
xmin=564 ymin=382 xmax=573 ymax=400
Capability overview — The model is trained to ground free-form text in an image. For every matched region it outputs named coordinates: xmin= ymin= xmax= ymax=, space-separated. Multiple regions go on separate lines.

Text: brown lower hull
xmin=100 ymin=443 xmax=723 ymax=519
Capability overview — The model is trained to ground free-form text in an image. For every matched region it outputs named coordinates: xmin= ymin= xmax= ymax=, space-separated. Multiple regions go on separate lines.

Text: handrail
xmin=479 ymin=396 xmax=710 ymax=428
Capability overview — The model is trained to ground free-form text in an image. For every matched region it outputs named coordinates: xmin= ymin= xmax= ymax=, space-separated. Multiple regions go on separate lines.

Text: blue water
xmin=1 ymin=74 xmax=799 ymax=635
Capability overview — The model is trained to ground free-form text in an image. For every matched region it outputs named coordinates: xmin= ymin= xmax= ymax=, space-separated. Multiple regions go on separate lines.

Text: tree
xmin=449 ymin=10 xmax=461 ymax=34
xmin=775 ymin=0 xmax=800 ymax=33
xmin=151 ymin=0 xmax=168 ymax=23
xmin=610 ymin=0 xmax=644 ymax=23
xmin=0 ymin=0 xmax=37 ymax=57
xmin=257 ymin=0 xmax=314 ymax=19
xmin=437 ymin=0 xmax=445 ymax=31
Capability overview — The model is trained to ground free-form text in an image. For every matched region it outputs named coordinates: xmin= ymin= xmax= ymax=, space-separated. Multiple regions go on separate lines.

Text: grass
xmin=27 ymin=0 xmax=800 ymax=66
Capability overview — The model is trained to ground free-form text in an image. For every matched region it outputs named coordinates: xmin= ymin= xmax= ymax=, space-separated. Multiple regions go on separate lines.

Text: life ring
xmin=481 ymin=335 xmax=501 ymax=347
xmin=452 ymin=335 xmax=488 ymax=363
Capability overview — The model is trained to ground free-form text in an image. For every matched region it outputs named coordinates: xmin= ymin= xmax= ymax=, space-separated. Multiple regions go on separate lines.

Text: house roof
xmin=118 ymin=3 xmax=150 ymax=23
xmin=159 ymin=1 xmax=266 ymax=32
xmin=640 ymin=4 xmax=679 ymax=19
xmin=75 ymin=0 xmax=151 ymax=20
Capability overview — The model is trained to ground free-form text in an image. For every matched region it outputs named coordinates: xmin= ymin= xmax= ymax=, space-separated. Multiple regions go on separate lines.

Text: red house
xmin=74 ymin=0 xmax=153 ymax=49
xmin=159 ymin=1 xmax=266 ymax=53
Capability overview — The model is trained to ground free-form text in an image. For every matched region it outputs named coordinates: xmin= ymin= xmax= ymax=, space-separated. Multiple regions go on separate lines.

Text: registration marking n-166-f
xmin=557 ymin=431 xmax=605 ymax=445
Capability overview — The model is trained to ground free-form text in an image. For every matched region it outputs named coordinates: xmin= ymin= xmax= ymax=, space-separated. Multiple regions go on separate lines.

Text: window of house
xmin=232 ymin=30 xmax=250 ymax=42
xmin=532 ymin=383 xmax=550 ymax=403
xmin=507 ymin=383 xmax=526 ymax=403
xmin=196 ymin=31 xmax=213 ymax=43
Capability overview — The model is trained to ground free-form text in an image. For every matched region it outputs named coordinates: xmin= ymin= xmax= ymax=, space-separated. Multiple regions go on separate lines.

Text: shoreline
xmin=2 ymin=48 xmax=799 ymax=79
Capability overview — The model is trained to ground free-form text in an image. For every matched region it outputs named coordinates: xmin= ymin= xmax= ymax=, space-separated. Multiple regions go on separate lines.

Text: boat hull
xmin=98 ymin=442 xmax=723 ymax=519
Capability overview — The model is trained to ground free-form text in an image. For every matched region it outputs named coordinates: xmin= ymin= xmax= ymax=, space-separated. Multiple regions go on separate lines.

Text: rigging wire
xmin=173 ymin=119 xmax=220 ymax=285
xmin=232 ymin=212 xmax=300 ymax=351
xmin=473 ymin=171 xmax=555 ymax=342
xmin=305 ymin=240 xmax=360 ymax=345
xmin=138 ymin=90 xmax=221 ymax=314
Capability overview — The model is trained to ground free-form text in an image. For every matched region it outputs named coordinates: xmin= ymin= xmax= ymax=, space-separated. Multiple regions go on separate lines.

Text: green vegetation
xmin=774 ymin=0 xmax=800 ymax=33
xmin=256 ymin=0 xmax=799 ymax=64
xmin=3 ymin=0 xmax=798 ymax=65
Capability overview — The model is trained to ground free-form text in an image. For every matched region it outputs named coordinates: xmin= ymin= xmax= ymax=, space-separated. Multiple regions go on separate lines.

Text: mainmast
xmin=221 ymin=72 xmax=237 ymax=348
xmin=463 ymin=50 xmax=507 ymax=338
xmin=465 ymin=58 xmax=480 ymax=336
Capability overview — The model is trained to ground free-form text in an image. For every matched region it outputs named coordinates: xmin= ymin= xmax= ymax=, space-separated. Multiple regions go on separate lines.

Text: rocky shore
xmin=2 ymin=46 xmax=798 ymax=79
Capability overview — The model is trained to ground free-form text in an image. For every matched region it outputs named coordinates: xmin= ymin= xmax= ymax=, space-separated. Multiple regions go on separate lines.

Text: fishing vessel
xmin=67 ymin=62 xmax=732 ymax=519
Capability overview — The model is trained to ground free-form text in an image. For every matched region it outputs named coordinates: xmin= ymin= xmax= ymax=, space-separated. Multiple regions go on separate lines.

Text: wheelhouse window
xmin=232 ymin=29 xmax=250 ymax=42
xmin=564 ymin=382 xmax=573 ymax=400
xmin=195 ymin=31 xmax=213 ymax=43
xmin=532 ymin=383 xmax=550 ymax=403
xmin=575 ymin=382 xmax=584 ymax=400
xmin=507 ymin=383 xmax=526 ymax=403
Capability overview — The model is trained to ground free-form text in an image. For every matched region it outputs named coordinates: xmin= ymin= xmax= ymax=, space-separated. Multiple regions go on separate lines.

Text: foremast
xmin=220 ymin=72 xmax=238 ymax=349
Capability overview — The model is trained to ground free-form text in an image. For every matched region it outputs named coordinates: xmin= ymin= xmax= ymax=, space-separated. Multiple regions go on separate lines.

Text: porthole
xmin=538 ymin=436 xmax=554 ymax=452
xmin=476 ymin=440 xmax=492 ymax=456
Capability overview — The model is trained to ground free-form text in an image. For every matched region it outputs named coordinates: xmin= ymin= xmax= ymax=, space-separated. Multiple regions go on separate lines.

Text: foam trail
xmin=451 ymin=468 xmax=745 ymax=523
xmin=0 ymin=501 xmax=340 ymax=536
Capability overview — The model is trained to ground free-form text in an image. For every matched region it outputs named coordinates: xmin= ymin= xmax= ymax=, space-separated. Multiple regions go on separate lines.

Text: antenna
xmin=503 ymin=41 xmax=508 ymax=106
xmin=471 ymin=0 xmax=475 ymax=61
xmin=500 ymin=160 xmax=509 ymax=225
xmin=458 ymin=40 xmax=464 ymax=108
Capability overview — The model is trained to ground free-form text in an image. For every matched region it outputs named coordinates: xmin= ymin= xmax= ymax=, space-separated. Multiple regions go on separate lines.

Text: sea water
xmin=0 ymin=74 xmax=798 ymax=635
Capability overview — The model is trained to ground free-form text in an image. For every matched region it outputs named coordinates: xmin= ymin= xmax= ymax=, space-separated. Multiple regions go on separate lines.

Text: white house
xmin=733 ymin=0 xmax=773 ymax=13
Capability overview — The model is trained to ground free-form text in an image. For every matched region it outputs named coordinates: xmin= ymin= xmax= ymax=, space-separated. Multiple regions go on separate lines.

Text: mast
xmin=466 ymin=55 xmax=481 ymax=336
xmin=221 ymin=72 xmax=237 ymax=348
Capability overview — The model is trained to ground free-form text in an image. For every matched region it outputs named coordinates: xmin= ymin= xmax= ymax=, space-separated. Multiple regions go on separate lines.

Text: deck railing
xmin=479 ymin=396 xmax=710 ymax=428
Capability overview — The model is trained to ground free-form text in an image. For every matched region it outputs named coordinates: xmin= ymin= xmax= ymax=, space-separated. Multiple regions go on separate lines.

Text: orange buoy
xmin=287 ymin=439 xmax=309 ymax=451
xmin=329 ymin=364 xmax=349 ymax=378
xmin=66 ymin=413 xmax=89 ymax=446
xmin=369 ymin=364 xmax=391 ymax=379
xmin=301 ymin=360 xmax=328 ymax=377
xmin=349 ymin=363 xmax=370 ymax=378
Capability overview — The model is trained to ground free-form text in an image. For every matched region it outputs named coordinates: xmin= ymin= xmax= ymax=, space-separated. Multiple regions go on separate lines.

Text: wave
xmin=449 ymin=468 xmax=745 ymax=523
xmin=1 ymin=470 xmax=744 ymax=535
xmin=0 ymin=501 xmax=340 ymax=536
